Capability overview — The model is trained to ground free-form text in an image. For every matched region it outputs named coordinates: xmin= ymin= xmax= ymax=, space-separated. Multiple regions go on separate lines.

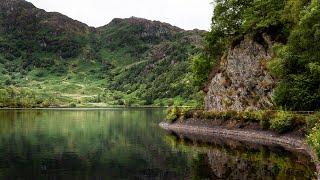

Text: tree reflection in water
xmin=164 ymin=133 xmax=317 ymax=180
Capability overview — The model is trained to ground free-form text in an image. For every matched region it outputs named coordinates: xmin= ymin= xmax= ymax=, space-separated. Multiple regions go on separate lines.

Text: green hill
xmin=0 ymin=0 xmax=205 ymax=107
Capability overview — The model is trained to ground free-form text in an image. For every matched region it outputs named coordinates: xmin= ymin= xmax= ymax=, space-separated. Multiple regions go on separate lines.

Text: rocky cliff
xmin=205 ymin=35 xmax=275 ymax=111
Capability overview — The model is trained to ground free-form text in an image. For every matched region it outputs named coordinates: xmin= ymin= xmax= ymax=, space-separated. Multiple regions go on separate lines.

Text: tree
xmin=269 ymin=0 xmax=320 ymax=110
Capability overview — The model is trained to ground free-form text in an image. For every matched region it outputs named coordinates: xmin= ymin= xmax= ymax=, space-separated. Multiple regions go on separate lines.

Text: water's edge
xmin=159 ymin=121 xmax=320 ymax=179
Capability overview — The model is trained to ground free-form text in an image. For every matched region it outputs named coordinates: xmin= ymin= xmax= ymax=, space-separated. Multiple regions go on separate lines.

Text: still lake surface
xmin=0 ymin=108 xmax=316 ymax=179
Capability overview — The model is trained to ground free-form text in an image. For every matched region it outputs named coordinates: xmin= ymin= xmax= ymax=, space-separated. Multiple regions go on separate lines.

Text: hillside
xmin=0 ymin=0 xmax=205 ymax=107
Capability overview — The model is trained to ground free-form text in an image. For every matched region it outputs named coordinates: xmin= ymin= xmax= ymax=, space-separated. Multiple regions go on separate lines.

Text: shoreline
xmin=0 ymin=106 xmax=196 ymax=110
xmin=0 ymin=107 xmax=171 ymax=110
xmin=159 ymin=121 xmax=320 ymax=178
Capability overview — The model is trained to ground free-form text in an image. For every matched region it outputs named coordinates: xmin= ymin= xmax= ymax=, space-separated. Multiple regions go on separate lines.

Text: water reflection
xmin=0 ymin=109 xmax=190 ymax=179
xmin=164 ymin=133 xmax=317 ymax=179
xmin=0 ymin=109 xmax=316 ymax=179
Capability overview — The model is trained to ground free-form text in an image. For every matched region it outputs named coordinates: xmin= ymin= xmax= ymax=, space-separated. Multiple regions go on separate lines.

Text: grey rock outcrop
xmin=205 ymin=35 xmax=275 ymax=111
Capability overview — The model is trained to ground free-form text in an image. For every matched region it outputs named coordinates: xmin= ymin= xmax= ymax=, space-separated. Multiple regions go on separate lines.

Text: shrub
xmin=203 ymin=111 xmax=218 ymax=119
xmin=241 ymin=111 xmax=260 ymax=122
xmin=270 ymin=111 xmax=294 ymax=133
xmin=180 ymin=108 xmax=192 ymax=120
xmin=69 ymin=103 xmax=77 ymax=108
xmin=35 ymin=71 xmax=45 ymax=78
xmin=308 ymin=123 xmax=320 ymax=158
xmin=259 ymin=111 xmax=275 ymax=130
xmin=166 ymin=107 xmax=179 ymax=123
xmin=191 ymin=55 xmax=215 ymax=88
xmin=219 ymin=110 xmax=236 ymax=120
xmin=193 ymin=110 xmax=205 ymax=119
xmin=306 ymin=112 xmax=320 ymax=133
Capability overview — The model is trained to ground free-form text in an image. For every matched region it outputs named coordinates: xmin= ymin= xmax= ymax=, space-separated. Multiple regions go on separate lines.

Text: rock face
xmin=106 ymin=17 xmax=184 ymax=41
xmin=0 ymin=0 xmax=91 ymax=35
xmin=97 ymin=16 xmax=205 ymax=58
xmin=205 ymin=35 xmax=275 ymax=111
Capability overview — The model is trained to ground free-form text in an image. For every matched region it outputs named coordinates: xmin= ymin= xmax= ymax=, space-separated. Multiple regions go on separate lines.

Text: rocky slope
xmin=0 ymin=0 xmax=91 ymax=59
xmin=205 ymin=35 xmax=276 ymax=111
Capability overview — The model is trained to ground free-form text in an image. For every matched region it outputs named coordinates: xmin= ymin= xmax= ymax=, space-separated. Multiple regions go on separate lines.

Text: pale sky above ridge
xmin=26 ymin=0 xmax=213 ymax=30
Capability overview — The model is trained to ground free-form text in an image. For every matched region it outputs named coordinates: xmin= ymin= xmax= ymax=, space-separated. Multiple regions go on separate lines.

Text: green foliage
xmin=191 ymin=55 xmax=214 ymax=88
xmin=192 ymin=0 xmax=296 ymax=88
xmin=270 ymin=111 xmax=294 ymax=133
xmin=308 ymin=122 xmax=320 ymax=158
xmin=258 ymin=111 xmax=274 ymax=130
xmin=0 ymin=1 xmax=204 ymax=108
xmin=166 ymin=107 xmax=179 ymax=123
xmin=269 ymin=0 xmax=320 ymax=110
xmin=0 ymin=86 xmax=69 ymax=108
xmin=198 ymin=0 xmax=319 ymax=110
xmin=166 ymin=107 xmax=195 ymax=123
xmin=106 ymin=40 xmax=202 ymax=106
xmin=166 ymin=108 xmax=318 ymax=134
xmin=69 ymin=103 xmax=77 ymax=108
xmin=306 ymin=112 xmax=320 ymax=133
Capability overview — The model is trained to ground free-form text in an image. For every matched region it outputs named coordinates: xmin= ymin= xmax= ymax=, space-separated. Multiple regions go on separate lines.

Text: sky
xmin=26 ymin=0 xmax=213 ymax=30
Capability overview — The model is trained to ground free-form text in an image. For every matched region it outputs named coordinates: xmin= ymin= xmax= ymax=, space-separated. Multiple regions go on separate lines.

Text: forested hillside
xmin=193 ymin=0 xmax=320 ymax=111
xmin=0 ymin=0 xmax=204 ymax=107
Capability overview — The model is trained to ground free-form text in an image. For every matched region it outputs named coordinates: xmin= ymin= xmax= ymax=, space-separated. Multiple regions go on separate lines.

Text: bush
xmin=203 ymin=111 xmax=218 ymax=119
xmin=306 ymin=112 xmax=320 ymax=133
xmin=259 ymin=111 xmax=274 ymax=130
xmin=166 ymin=107 xmax=179 ymax=123
xmin=180 ymin=108 xmax=192 ymax=120
xmin=191 ymin=55 xmax=214 ymax=88
xmin=69 ymin=103 xmax=77 ymax=108
xmin=308 ymin=123 xmax=320 ymax=158
xmin=241 ymin=111 xmax=259 ymax=122
xmin=270 ymin=111 xmax=294 ymax=133
xmin=193 ymin=110 xmax=205 ymax=119
xmin=220 ymin=110 xmax=237 ymax=120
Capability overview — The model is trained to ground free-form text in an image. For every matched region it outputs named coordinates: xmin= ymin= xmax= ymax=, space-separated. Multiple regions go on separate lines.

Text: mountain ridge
xmin=18 ymin=0 xmax=203 ymax=32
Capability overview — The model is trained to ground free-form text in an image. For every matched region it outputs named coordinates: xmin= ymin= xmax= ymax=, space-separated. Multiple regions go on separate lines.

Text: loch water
xmin=0 ymin=109 xmax=316 ymax=179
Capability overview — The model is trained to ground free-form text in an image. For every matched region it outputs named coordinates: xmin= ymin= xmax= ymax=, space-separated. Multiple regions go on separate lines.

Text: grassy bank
xmin=165 ymin=107 xmax=320 ymax=158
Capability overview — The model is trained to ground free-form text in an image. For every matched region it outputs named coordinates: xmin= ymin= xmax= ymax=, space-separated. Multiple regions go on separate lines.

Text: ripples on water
xmin=0 ymin=109 xmax=316 ymax=179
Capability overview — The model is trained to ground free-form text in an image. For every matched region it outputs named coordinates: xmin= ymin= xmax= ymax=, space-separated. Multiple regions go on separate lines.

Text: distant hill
xmin=0 ymin=0 xmax=205 ymax=107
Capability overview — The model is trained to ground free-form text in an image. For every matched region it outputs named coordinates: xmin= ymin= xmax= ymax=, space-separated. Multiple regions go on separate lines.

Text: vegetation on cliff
xmin=188 ymin=0 xmax=320 ymax=162
xmin=193 ymin=0 xmax=319 ymax=111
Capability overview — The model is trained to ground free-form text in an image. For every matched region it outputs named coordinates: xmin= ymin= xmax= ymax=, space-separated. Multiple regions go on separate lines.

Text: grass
xmin=307 ymin=112 xmax=320 ymax=157
xmin=165 ymin=108 xmax=318 ymax=135
xmin=270 ymin=111 xmax=294 ymax=133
